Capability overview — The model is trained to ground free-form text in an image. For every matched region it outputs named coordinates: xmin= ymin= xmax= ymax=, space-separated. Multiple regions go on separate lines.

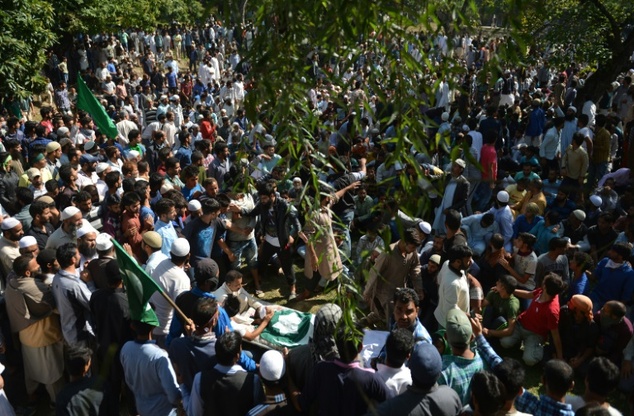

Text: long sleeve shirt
xmin=562 ymin=146 xmax=589 ymax=180
xmin=120 ymin=340 xmax=182 ymax=416
xmin=540 ymin=126 xmax=561 ymax=160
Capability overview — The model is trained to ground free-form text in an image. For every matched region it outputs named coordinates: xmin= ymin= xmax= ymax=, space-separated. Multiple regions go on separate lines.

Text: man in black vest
xmin=189 ymin=331 xmax=264 ymax=416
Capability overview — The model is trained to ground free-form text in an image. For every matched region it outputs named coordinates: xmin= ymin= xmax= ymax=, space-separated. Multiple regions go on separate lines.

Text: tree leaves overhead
xmin=0 ymin=0 xmax=55 ymax=96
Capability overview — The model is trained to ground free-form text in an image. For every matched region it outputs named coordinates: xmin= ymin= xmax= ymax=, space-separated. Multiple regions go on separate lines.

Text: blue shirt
xmin=589 ymin=258 xmax=634 ymax=313
xmin=181 ymin=183 xmax=203 ymax=201
xmin=516 ymin=390 xmax=575 ymax=416
xmin=513 ymin=214 xmax=543 ymax=239
xmin=155 ymin=220 xmax=178 ymax=256
xmin=489 ymin=205 xmax=514 ymax=252
xmin=530 ymin=219 xmax=563 ymax=255
xmin=120 ymin=340 xmax=182 ymax=416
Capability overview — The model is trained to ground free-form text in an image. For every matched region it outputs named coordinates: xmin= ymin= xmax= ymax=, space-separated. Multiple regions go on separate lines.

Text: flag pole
xmin=158 ymin=288 xmax=191 ymax=325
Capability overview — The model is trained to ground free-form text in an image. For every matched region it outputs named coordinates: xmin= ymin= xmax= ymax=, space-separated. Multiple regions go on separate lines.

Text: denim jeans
xmin=228 ymin=238 xmax=258 ymax=270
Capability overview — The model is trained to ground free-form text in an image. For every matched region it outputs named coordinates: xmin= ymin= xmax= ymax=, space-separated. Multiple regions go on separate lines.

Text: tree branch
xmin=582 ymin=0 xmax=622 ymax=46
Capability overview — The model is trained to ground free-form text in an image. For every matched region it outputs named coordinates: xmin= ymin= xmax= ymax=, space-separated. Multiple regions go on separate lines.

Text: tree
xmin=497 ymin=0 xmax=634 ymax=103
xmin=0 ymin=0 xmax=56 ymax=96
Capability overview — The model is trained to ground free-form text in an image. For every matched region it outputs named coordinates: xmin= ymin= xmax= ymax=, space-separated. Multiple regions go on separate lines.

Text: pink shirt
xmin=480 ymin=144 xmax=498 ymax=181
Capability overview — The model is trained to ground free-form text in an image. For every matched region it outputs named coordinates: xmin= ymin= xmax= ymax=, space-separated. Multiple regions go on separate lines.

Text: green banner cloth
xmin=76 ymin=72 xmax=119 ymax=139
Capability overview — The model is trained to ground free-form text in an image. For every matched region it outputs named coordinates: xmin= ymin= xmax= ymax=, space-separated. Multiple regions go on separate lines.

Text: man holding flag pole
xmin=112 ymin=237 xmax=191 ymax=415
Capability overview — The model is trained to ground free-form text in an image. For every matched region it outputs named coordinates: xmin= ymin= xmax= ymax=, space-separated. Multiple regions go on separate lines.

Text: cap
xmin=441 ymin=112 xmax=449 ymax=121
xmin=61 ymin=206 xmax=81 ymax=221
xmin=408 ymin=342 xmax=442 ymax=387
xmin=1 ymin=217 xmax=21 ymax=230
xmin=37 ymin=249 xmax=57 ymax=267
xmin=96 ymin=163 xmax=110 ymax=174
xmin=171 ymin=238 xmax=190 ymax=257
xmin=454 ymin=159 xmax=466 ymax=169
xmin=518 ymin=143 xmax=528 ymax=149
xmin=187 ymin=200 xmax=202 ymax=212
xmin=128 ymin=150 xmax=140 ymax=160
xmin=497 ymin=190 xmax=510 ymax=204
xmin=445 ymin=308 xmax=473 ymax=345
xmin=59 ymin=137 xmax=72 ymax=147
xmin=418 ymin=221 xmax=431 ymax=235
xmin=429 ymin=254 xmax=441 ymax=265
xmin=142 ymin=231 xmax=162 ymax=249
xmin=259 ymin=350 xmax=286 ymax=381
xmin=590 ymin=195 xmax=602 ymax=207
xmin=532 ymin=98 xmax=541 ymax=106
xmin=84 ymin=141 xmax=97 ymax=153
xmin=79 ymin=154 xmax=98 ymax=165
xmin=160 ymin=95 xmax=168 ymax=100
xmin=292 ymin=177 xmax=302 ymax=183
xmin=194 ymin=258 xmax=220 ymax=286
xmin=572 ymin=209 xmax=586 ymax=221
xmin=26 ymin=168 xmax=41 ymax=180
xmin=170 ymin=95 xmax=180 ymax=101
xmin=160 ymin=183 xmax=174 ymax=194
xmin=77 ymin=225 xmax=97 ymax=239
xmin=568 ymin=106 xmax=577 ymax=113
xmin=46 ymin=141 xmax=61 ymax=153
xmin=57 ymin=127 xmax=70 ymax=137
xmin=19 ymin=236 xmax=37 ymax=249
xmin=96 ymin=233 xmax=113 ymax=251
xmin=36 ymin=196 xmax=55 ymax=207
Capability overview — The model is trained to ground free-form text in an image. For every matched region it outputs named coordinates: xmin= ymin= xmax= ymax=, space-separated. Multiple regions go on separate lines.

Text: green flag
xmin=75 ymin=72 xmax=119 ymax=139
xmin=111 ymin=238 xmax=162 ymax=326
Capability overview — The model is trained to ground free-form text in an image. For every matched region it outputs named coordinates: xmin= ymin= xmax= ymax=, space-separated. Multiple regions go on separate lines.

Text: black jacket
xmin=0 ymin=171 xmax=19 ymax=215
xmin=243 ymin=196 xmax=300 ymax=248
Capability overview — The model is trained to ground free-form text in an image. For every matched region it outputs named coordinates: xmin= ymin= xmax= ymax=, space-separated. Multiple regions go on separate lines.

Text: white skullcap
xmin=170 ymin=238 xmax=190 ymax=257
xmin=1 ymin=217 xmax=21 ymax=230
xmin=77 ymin=225 xmax=97 ymax=239
xmin=19 ymin=236 xmax=37 ymax=249
xmin=418 ymin=221 xmax=431 ymax=235
xmin=128 ymin=150 xmax=140 ymax=160
xmin=259 ymin=350 xmax=286 ymax=381
xmin=61 ymin=206 xmax=81 ymax=221
xmin=96 ymin=233 xmax=114 ymax=251
xmin=160 ymin=183 xmax=174 ymax=194
xmin=441 ymin=112 xmax=449 ymax=121
xmin=187 ymin=200 xmax=202 ymax=212
xmin=590 ymin=195 xmax=603 ymax=207
xmin=497 ymin=191 xmax=510 ymax=203
xmin=572 ymin=209 xmax=586 ymax=221
xmin=96 ymin=163 xmax=110 ymax=174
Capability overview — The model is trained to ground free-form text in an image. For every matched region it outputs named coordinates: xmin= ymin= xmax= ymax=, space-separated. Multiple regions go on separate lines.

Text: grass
xmin=246 ymin=261 xmax=631 ymax=414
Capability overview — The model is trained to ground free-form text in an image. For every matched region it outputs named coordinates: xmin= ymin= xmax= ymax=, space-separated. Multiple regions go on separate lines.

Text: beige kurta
xmin=303 ymin=207 xmax=343 ymax=282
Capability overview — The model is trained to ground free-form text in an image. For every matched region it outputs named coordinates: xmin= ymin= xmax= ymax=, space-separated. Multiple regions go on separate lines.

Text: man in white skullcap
xmin=18 ymin=236 xmax=39 ymax=257
xmin=76 ymin=225 xmax=98 ymax=271
xmin=86 ymin=233 xmax=116 ymax=290
xmin=45 ymin=206 xmax=89 ymax=250
xmin=487 ymin=190 xmax=514 ymax=252
xmin=0 ymin=217 xmax=25 ymax=281
xmin=150 ymin=238 xmax=191 ymax=347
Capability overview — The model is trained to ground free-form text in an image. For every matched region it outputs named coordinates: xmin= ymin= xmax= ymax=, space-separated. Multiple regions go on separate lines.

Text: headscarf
xmin=568 ymin=294 xmax=594 ymax=322
xmin=310 ymin=303 xmax=342 ymax=362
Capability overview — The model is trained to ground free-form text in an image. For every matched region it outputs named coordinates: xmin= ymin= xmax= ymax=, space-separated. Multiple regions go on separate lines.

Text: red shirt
xmin=200 ymin=120 xmax=216 ymax=141
xmin=518 ymin=288 xmax=559 ymax=338
xmin=480 ymin=144 xmax=498 ymax=181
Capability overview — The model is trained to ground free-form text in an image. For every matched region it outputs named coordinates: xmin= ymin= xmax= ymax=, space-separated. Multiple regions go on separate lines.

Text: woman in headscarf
xmin=558 ymin=294 xmax=599 ymax=372
xmin=286 ymin=303 xmax=342 ymax=391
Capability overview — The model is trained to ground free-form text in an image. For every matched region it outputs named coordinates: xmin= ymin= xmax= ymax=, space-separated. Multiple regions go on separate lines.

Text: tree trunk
xmin=575 ymin=31 xmax=634 ymax=108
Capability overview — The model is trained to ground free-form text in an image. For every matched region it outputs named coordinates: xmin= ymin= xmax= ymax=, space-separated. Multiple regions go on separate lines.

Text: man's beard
xmin=78 ymin=243 xmax=97 ymax=259
xmin=68 ymin=224 xmax=78 ymax=238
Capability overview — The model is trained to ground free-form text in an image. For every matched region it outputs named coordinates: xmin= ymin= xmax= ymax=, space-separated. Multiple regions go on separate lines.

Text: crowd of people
xmin=0 ymin=16 xmax=634 ymax=416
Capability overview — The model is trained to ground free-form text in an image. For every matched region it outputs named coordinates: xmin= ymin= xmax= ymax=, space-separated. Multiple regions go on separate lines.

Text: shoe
xmin=288 ymin=292 xmax=297 ymax=301
xmin=295 ymin=289 xmax=312 ymax=301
